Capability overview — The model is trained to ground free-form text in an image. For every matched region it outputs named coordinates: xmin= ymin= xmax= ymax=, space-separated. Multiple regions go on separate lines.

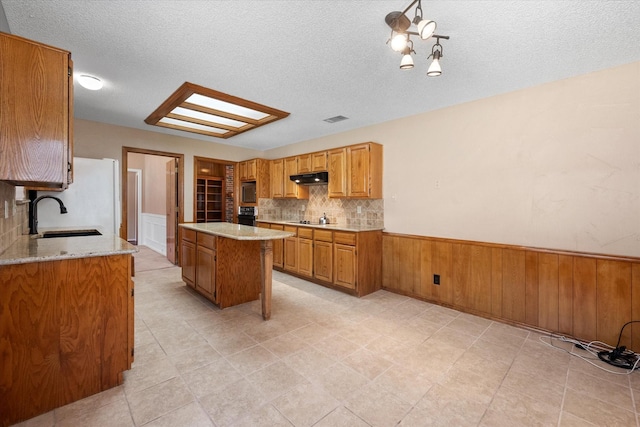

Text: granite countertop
xmin=0 ymin=227 xmax=137 ymax=266
xmin=180 ymin=222 xmax=294 ymax=240
xmin=256 ymin=219 xmax=384 ymax=232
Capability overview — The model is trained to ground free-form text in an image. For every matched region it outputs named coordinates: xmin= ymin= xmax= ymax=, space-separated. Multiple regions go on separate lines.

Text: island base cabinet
xmin=180 ymin=231 xmax=262 ymax=309
xmin=0 ymin=254 xmax=133 ymax=427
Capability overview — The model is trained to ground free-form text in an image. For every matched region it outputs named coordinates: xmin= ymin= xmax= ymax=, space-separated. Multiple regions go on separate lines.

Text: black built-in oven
xmin=237 ymin=206 xmax=257 ymax=226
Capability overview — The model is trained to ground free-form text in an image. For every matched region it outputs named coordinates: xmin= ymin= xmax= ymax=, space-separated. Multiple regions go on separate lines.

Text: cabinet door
xmin=284 ymin=236 xmax=298 ymax=272
xmin=284 ymin=156 xmax=298 ymax=198
xmin=297 ymin=154 xmax=312 ymax=173
xmin=298 ymin=238 xmax=313 ymax=277
xmin=0 ymin=33 xmax=72 ymax=189
xmin=181 ymin=240 xmax=196 ymax=287
xmin=314 ymin=240 xmax=333 ymax=282
xmin=271 ymin=224 xmax=285 ymax=268
xmin=196 ymin=245 xmax=216 ymax=299
xmin=246 ymin=159 xmax=257 ymax=180
xmin=348 ymin=144 xmax=370 ymax=197
xmin=334 ymin=243 xmax=357 ymax=289
xmin=311 ymin=151 xmax=328 ymax=172
xmin=270 ymin=159 xmax=284 ymax=198
xmin=237 ymin=161 xmax=247 ymax=181
xmin=328 ymin=148 xmax=347 ymax=198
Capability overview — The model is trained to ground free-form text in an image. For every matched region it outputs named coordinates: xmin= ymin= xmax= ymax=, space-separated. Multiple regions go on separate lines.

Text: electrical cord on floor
xmin=539 ymin=321 xmax=640 ymax=375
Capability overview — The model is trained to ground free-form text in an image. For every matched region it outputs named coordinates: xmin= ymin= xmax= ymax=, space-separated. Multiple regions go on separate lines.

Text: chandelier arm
xmin=400 ymin=0 xmax=421 ymax=17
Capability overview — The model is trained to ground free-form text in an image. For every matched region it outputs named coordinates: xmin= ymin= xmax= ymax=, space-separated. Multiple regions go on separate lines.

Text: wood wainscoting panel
xmin=490 ymin=248 xmax=503 ymax=319
xmin=572 ymin=257 xmax=597 ymax=341
xmin=501 ymin=249 xmax=526 ymax=324
xmin=381 ymin=232 xmax=640 ymax=351
xmin=537 ymin=253 xmax=559 ymax=332
xmin=632 ymin=264 xmax=640 ymax=351
xmin=557 ymin=255 xmax=574 ymax=335
xmin=596 ymin=260 xmax=632 ymax=348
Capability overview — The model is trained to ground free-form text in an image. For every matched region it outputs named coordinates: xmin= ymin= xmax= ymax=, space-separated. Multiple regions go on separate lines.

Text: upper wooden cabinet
xmin=348 ymin=143 xmax=382 ymax=198
xmin=237 ymin=158 xmax=270 ymax=203
xmin=0 ymin=32 xmax=73 ymax=190
xmin=271 ymin=156 xmax=308 ymax=199
xmin=298 ymin=151 xmax=328 ymax=173
xmin=328 ymin=143 xmax=382 ymax=199
xmin=270 ymin=158 xmax=284 ymax=198
xmin=238 ymin=159 xmax=257 ymax=181
xmin=327 ymin=148 xmax=348 ymax=198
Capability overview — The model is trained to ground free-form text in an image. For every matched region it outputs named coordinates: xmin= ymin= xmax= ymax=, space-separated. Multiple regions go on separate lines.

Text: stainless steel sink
xmin=40 ymin=229 xmax=102 ymax=238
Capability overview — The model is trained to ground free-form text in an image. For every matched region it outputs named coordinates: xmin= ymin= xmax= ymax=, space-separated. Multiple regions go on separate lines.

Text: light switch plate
xmin=4 ymin=201 xmax=8 ymax=219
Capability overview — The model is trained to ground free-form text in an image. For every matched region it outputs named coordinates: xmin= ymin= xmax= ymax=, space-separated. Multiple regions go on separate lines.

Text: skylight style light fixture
xmin=145 ymin=82 xmax=290 ymax=139
xmin=385 ymin=0 xmax=449 ymax=75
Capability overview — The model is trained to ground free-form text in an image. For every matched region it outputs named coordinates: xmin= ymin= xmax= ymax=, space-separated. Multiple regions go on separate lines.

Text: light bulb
xmin=427 ymin=58 xmax=442 ymax=76
xmin=417 ymin=19 xmax=436 ymax=40
xmin=390 ymin=34 xmax=408 ymax=52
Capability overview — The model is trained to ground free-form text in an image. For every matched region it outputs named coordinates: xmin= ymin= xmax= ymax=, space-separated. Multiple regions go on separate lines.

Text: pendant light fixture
xmin=426 ymin=37 xmax=444 ymax=77
xmin=385 ymin=0 xmax=449 ymax=76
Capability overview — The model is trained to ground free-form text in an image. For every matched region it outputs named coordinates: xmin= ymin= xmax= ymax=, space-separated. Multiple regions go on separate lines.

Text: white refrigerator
xmin=36 ymin=157 xmax=120 ymax=234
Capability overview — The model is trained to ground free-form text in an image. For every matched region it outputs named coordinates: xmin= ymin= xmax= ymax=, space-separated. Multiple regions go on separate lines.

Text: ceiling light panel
xmin=145 ymin=82 xmax=290 ymax=139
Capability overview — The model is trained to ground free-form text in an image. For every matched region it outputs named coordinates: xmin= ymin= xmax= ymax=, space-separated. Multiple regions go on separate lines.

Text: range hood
xmin=289 ymin=172 xmax=328 ymax=185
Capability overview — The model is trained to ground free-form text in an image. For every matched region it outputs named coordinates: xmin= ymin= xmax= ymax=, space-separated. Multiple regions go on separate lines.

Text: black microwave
xmin=241 ymin=181 xmax=257 ymax=204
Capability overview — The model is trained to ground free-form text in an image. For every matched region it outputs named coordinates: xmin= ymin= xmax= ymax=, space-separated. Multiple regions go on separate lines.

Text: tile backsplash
xmin=0 ymin=182 xmax=28 ymax=253
xmin=259 ymin=185 xmax=384 ymax=228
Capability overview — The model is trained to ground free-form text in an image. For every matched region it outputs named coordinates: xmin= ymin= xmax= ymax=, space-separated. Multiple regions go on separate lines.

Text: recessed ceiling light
xmin=145 ymin=82 xmax=290 ymax=139
xmin=77 ymin=74 xmax=103 ymax=90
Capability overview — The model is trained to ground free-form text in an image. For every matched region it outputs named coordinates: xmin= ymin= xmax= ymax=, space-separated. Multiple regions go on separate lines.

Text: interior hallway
xmin=14 ymin=246 xmax=640 ymax=426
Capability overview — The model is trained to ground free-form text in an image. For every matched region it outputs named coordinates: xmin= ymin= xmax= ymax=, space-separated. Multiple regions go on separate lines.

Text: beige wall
xmin=74 ymin=119 xmax=263 ymax=221
xmin=127 ymin=152 xmax=167 ymax=215
xmin=266 ymin=62 xmax=640 ymax=257
xmin=73 ymin=61 xmax=640 ymax=257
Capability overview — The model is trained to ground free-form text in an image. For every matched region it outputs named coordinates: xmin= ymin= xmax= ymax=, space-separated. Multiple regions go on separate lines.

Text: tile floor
xmin=14 ymin=246 xmax=640 ymax=426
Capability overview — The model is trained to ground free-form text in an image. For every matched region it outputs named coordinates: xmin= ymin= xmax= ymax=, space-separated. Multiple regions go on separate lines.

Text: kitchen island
xmin=0 ymin=230 xmax=136 ymax=427
xmin=178 ymin=222 xmax=293 ymax=320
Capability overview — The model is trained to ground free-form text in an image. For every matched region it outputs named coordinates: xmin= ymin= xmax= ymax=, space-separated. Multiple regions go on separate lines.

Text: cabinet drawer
xmin=197 ymin=232 xmax=216 ymax=249
xmin=314 ymin=229 xmax=333 ymax=243
xmin=334 ymin=231 xmax=356 ymax=246
xmin=183 ymin=228 xmax=197 ymax=243
xmin=256 ymin=222 xmax=270 ymax=229
xmin=284 ymin=225 xmax=297 ymax=237
xmin=298 ymin=228 xmax=313 ymax=240
xmin=271 ymin=224 xmax=284 ymax=231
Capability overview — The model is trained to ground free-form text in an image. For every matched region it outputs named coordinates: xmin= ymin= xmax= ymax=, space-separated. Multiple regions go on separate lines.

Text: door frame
xmin=127 ymin=168 xmax=142 ymax=245
xmin=121 ymin=147 xmax=185 ymax=263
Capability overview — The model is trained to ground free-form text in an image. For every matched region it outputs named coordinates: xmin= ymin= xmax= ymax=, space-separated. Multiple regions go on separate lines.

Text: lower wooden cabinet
xmin=180 ymin=228 xmax=261 ymax=309
xmin=265 ymin=223 xmax=381 ymax=297
xmin=334 ymin=243 xmax=357 ymax=289
xmin=283 ymin=226 xmax=298 ymax=273
xmin=181 ymin=237 xmax=196 ymax=288
xmin=196 ymin=233 xmax=216 ymax=299
xmin=0 ymin=253 xmax=134 ymax=426
xmin=313 ymin=229 xmax=333 ymax=283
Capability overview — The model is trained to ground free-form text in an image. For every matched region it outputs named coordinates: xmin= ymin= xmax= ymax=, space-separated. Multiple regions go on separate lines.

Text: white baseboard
xmin=140 ymin=213 xmax=166 ymax=255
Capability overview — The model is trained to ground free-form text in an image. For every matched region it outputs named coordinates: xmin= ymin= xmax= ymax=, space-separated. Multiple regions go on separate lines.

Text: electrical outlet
xmin=301 ymin=204 xmax=306 ymax=211
xmin=4 ymin=201 xmax=8 ymax=219
xmin=433 ymin=274 xmax=440 ymax=285
xmin=357 ymin=206 xmax=362 ymax=214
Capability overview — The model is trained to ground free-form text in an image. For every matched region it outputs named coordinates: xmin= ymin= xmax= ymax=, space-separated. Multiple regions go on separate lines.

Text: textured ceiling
xmin=2 ymin=0 xmax=640 ymax=151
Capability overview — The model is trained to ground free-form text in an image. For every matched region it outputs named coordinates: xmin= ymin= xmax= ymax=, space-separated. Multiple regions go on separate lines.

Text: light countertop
xmin=256 ymin=220 xmax=384 ymax=232
xmin=180 ymin=222 xmax=294 ymax=240
xmin=0 ymin=227 xmax=137 ymax=266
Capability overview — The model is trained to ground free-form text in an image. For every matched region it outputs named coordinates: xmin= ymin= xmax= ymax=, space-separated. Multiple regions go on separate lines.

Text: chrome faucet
xmin=29 ymin=195 xmax=68 ymax=235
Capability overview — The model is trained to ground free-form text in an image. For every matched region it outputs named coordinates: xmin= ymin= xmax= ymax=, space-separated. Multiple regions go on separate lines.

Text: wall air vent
xmin=323 ymin=115 xmax=349 ymax=123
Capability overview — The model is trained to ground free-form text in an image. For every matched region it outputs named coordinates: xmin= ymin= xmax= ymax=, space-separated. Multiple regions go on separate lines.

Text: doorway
xmin=126 ymin=169 xmax=142 ymax=245
xmin=121 ymin=147 xmax=184 ymax=265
